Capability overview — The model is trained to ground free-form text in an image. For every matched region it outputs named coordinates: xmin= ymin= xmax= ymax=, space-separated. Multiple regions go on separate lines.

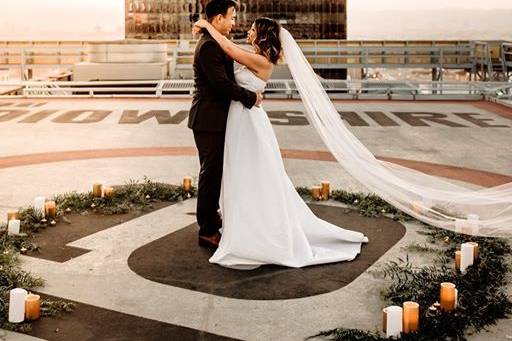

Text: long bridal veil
xmin=279 ymin=28 xmax=512 ymax=237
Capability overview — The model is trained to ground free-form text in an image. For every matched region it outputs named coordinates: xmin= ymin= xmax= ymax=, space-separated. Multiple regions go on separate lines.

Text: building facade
xmin=125 ymin=0 xmax=347 ymax=40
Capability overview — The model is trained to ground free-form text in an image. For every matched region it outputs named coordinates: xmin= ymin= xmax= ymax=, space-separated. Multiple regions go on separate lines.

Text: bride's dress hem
xmin=209 ymin=66 xmax=370 ymax=270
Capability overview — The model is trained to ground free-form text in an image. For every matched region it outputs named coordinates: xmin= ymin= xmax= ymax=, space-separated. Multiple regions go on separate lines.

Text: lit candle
xmin=92 ymin=182 xmax=103 ymax=197
xmin=468 ymin=242 xmax=479 ymax=260
xmin=33 ymin=196 xmax=45 ymax=215
xmin=440 ymin=282 xmax=456 ymax=312
xmin=455 ymin=250 xmax=461 ymax=271
xmin=320 ymin=181 xmax=330 ymax=200
xmin=44 ymin=201 xmax=56 ymax=219
xmin=7 ymin=211 xmax=19 ymax=222
xmin=103 ymin=187 xmax=114 ymax=199
xmin=8 ymin=288 xmax=28 ymax=323
xmin=385 ymin=305 xmax=403 ymax=338
xmin=25 ymin=294 xmax=41 ymax=320
xmin=8 ymin=219 xmax=21 ymax=235
xmin=460 ymin=242 xmax=474 ymax=274
xmin=311 ymin=186 xmax=322 ymax=200
xmin=182 ymin=176 xmax=193 ymax=191
xmin=403 ymin=301 xmax=419 ymax=334
xmin=382 ymin=307 xmax=387 ymax=333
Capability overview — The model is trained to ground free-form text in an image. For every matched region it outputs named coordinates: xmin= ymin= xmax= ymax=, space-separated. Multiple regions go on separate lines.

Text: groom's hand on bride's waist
xmin=255 ymin=91 xmax=263 ymax=107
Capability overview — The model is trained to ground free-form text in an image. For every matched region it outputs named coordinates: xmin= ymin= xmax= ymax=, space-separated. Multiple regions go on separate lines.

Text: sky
xmin=349 ymin=0 xmax=512 ymax=10
xmin=0 ymin=0 xmax=510 ymax=40
xmin=0 ymin=0 xmax=125 ymax=40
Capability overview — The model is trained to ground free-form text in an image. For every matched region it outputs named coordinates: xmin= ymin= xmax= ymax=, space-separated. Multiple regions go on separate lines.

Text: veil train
xmin=279 ymin=28 xmax=512 ymax=237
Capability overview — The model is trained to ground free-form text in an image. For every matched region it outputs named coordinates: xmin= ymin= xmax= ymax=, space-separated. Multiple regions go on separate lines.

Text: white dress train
xmin=209 ymin=67 xmax=369 ymax=270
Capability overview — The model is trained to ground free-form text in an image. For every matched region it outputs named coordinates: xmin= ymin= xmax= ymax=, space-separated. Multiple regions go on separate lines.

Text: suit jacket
xmin=188 ymin=32 xmax=257 ymax=132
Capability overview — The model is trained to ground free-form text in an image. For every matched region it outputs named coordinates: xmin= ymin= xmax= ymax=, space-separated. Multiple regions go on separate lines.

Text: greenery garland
xmin=296 ymin=187 xmax=414 ymax=222
xmin=0 ymin=177 xmax=195 ymax=332
xmin=1 ymin=180 xmax=510 ymax=340
xmin=307 ymin=224 xmax=512 ymax=340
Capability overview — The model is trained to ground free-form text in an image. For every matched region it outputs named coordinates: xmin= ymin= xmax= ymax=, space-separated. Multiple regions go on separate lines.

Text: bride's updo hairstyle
xmin=253 ymin=17 xmax=282 ymax=65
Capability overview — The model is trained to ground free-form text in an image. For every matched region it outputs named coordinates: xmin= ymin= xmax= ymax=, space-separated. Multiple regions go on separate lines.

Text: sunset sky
xmin=1 ymin=0 xmax=125 ymax=40
xmin=350 ymin=0 xmax=512 ymax=10
xmin=0 ymin=0 xmax=511 ymax=40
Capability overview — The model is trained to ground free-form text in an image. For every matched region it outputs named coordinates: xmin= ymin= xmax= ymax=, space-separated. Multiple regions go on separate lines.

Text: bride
xmin=193 ymin=17 xmax=368 ymax=270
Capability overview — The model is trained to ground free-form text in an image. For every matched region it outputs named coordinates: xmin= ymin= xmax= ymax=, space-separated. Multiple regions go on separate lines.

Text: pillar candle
xmin=320 ymin=181 xmax=330 ymax=200
xmin=103 ymin=187 xmax=114 ymax=199
xmin=403 ymin=301 xmax=419 ymax=334
xmin=311 ymin=186 xmax=322 ymax=200
xmin=382 ymin=307 xmax=387 ymax=333
xmin=8 ymin=288 xmax=28 ymax=323
xmin=7 ymin=211 xmax=19 ymax=222
xmin=460 ymin=242 xmax=474 ymax=274
xmin=92 ymin=182 xmax=103 ymax=197
xmin=44 ymin=201 xmax=56 ymax=219
xmin=7 ymin=219 xmax=21 ymax=235
xmin=455 ymin=250 xmax=461 ymax=270
xmin=182 ymin=176 xmax=193 ymax=191
xmin=468 ymin=242 xmax=479 ymax=260
xmin=440 ymin=282 xmax=456 ymax=312
xmin=25 ymin=294 xmax=41 ymax=320
xmin=386 ymin=305 xmax=403 ymax=338
xmin=33 ymin=196 xmax=45 ymax=214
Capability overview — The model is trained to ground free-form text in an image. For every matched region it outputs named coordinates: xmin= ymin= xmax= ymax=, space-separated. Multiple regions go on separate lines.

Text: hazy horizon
xmin=349 ymin=0 xmax=512 ymax=10
xmin=349 ymin=8 xmax=512 ymax=40
xmin=0 ymin=0 xmax=511 ymax=41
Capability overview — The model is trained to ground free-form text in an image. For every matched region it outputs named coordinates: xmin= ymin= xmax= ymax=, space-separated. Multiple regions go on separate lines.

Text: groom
xmin=188 ymin=0 xmax=262 ymax=248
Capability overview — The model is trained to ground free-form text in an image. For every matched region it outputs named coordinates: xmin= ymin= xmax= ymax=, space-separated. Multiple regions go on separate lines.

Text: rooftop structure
xmin=124 ymin=0 xmax=347 ymax=40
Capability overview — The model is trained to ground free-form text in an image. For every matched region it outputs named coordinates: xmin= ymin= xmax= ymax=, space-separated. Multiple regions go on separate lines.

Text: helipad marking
xmin=0 ymin=147 xmax=510 ymax=187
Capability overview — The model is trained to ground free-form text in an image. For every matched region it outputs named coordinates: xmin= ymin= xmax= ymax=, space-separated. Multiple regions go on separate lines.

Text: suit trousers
xmin=193 ymin=130 xmax=225 ymax=236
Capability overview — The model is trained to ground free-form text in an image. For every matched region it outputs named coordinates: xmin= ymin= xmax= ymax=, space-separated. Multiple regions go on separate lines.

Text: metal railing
xmin=2 ymin=40 xmax=511 ymax=81
xmin=172 ymin=43 xmax=475 ymax=71
xmin=1 ymin=79 xmax=511 ymax=100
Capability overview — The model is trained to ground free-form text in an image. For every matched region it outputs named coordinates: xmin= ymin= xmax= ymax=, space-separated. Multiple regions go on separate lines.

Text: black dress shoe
xmin=198 ymin=232 xmax=221 ymax=248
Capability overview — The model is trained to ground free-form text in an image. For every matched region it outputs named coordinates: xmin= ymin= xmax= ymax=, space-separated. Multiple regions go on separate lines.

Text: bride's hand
xmin=192 ymin=19 xmax=209 ymax=36
xmin=194 ymin=19 xmax=209 ymax=29
xmin=192 ymin=25 xmax=201 ymax=36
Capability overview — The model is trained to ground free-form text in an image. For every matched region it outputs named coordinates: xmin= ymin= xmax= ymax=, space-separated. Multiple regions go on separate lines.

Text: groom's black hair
xmin=205 ymin=0 xmax=239 ymax=22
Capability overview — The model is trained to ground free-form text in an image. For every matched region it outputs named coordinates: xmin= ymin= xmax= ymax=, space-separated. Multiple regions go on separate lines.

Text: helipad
xmin=1 ymin=97 xmax=511 ymax=340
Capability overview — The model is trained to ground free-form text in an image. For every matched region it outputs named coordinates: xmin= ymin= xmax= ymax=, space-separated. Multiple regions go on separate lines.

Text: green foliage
xmin=0 ymin=240 xmax=45 ymax=331
xmin=311 ymin=226 xmax=512 ymax=341
xmin=296 ymin=187 xmax=414 ymax=221
xmin=401 ymin=242 xmax=444 ymax=255
xmin=0 ymin=177 xmax=195 ymax=332
xmin=307 ymin=328 xmax=385 ymax=341
xmin=296 ymin=186 xmax=313 ymax=198
xmin=53 ymin=176 xmax=195 ymax=215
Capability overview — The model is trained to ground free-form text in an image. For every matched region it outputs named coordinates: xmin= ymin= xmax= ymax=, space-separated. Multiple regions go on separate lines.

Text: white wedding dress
xmin=209 ymin=66 xmax=369 ymax=270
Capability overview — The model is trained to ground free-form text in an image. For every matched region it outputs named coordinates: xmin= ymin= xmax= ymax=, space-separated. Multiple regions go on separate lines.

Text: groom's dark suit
xmin=188 ymin=31 xmax=257 ymax=237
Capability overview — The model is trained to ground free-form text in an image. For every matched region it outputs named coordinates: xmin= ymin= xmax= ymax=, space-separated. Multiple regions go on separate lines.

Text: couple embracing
xmin=188 ymin=0 xmax=368 ymax=270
